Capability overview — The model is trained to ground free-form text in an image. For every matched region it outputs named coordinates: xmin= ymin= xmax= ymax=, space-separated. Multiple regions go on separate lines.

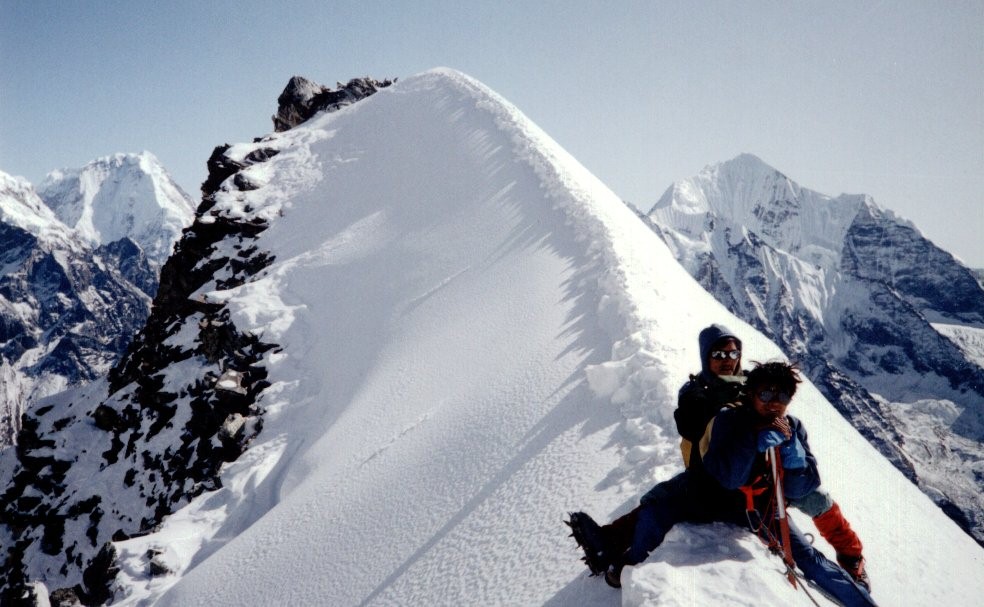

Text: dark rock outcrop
xmin=272 ymin=75 xmax=395 ymax=132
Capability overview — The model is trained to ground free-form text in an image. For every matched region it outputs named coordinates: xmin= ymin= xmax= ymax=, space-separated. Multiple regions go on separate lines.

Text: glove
xmin=757 ymin=429 xmax=786 ymax=452
xmin=780 ymin=435 xmax=807 ymax=469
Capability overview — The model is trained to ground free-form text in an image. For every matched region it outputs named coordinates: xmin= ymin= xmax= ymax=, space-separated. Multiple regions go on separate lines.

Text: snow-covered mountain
xmin=0 ymin=157 xmax=192 ymax=448
xmin=0 ymin=171 xmax=77 ymax=247
xmin=2 ymin=71 xmax=982 ymax=606
xmin=38 ymin=152 xmax=196 ymax=266
xmin=646 ymin=153 xmax=984 ymax=545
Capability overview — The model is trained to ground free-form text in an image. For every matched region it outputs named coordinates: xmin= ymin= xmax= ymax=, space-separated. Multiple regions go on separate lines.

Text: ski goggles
xmin=756 ymin=389 xmax=792 ymax=405
xmin=709 ymin=350 xmax=741 ymax=360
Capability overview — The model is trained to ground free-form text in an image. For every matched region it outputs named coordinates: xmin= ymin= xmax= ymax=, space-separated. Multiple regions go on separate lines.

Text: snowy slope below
xmin=22 ymin=69 xmax=982 ymax=606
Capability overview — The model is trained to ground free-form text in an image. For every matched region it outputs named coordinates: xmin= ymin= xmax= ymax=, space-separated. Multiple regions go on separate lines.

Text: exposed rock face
xmin=0 ymin=176 xmax=155 ymax=447
xmin=842 ymin=203 xmax=984 ymax=324
xmin=0 ymin=76 xmax=389 ymax=605
xmin=0 ymin=157 xmax=193 ymax=452
xmin=0 ymin=150 xmax=276 ymax=604
xmin=272 ymin=75 xmax=395 ymax=132
xmin=646 ymin=154 xmax=984 ymax=545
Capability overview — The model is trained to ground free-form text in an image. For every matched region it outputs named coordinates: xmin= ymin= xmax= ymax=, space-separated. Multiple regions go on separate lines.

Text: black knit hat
xmin=698 ymin=324 xmax=742 ymax=374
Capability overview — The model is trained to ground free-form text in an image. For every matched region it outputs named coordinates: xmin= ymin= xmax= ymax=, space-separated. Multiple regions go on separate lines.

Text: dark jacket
xmin=674 ymin=323 xmax=745 ymax=468
xmin=675 ymin=372 xmax=745 ymax=468
xmin=701 ymin=405 xmax=821 ymax=503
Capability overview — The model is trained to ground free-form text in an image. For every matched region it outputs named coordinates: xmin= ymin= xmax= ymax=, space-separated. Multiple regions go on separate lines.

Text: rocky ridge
xmin=0 ymin=75 xmax=386 ymax=605
xmin=272 ymin=75 xmax=395 ymax=132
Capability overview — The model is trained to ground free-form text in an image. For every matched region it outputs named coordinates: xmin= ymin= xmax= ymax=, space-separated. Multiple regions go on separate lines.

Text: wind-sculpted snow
xmin=3 ymin=71 xmax=983 ymax=606
xmin=648 ymin=153 xmax=984 ymax=545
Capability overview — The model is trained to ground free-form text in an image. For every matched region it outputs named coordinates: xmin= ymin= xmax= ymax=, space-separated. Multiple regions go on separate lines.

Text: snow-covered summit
xmin=651 ymin=153 xmax=880 ymax=269
xmin=38 ymin=151 xmax=196 ymax=264
xmin=2 ymin=70 xmax=982 ymax=606
xmin=0 ymin=154 xmax=192 ymax=446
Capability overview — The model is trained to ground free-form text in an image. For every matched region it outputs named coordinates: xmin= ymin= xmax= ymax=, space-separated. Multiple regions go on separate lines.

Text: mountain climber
xmin=568 ymin=358 xmax=875 ymax=605
xmin=572 ymin=326 xmax=868 ymax=587
xmin=678 ymin=325 xmax=868 ymax=588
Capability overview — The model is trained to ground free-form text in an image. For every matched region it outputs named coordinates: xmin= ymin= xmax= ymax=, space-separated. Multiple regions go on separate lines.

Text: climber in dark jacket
xmin=568 ymin=324 xmax=745 ymax=585
xmin=675 ymin=324 xmax=746 ymax=470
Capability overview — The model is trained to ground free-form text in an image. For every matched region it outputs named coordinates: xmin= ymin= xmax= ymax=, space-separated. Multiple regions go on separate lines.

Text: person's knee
xmin=789 ymin=488 xmax=834 ymax=518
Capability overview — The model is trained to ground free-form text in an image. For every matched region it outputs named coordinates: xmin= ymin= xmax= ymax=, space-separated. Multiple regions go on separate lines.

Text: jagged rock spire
xmin=272 ymin=75 xmax=396 ymax=132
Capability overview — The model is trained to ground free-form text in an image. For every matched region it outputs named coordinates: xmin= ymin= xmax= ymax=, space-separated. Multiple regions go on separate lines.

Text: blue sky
xmin=2 ymin=0 xmax=982 ymax=265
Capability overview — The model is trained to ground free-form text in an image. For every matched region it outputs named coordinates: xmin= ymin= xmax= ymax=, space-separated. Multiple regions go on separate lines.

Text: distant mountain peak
xmin=0 ymin=169 xmax=76 ymax=247
xmin=712 ymin=152 xmax=787 ymax=178
xmin=37 ymin=152 xmax=195 ymax=264
xmin=651 ymin=154 xmax=876 ymax=266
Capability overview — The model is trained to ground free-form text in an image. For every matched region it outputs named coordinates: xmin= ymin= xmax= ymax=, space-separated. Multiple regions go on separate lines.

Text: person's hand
xmin=780 ymin=435 xmax=807 ymax=469
xmin=765 ymin=416 xmax=792 ymax=439
xmin=757 ymin=429 xmax=786 ymax=452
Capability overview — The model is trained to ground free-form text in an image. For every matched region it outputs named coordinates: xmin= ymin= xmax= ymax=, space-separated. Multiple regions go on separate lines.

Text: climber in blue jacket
xmin=571 ymin=361 xmax=876 ymax=606
xmin=631 ymin=361 xmax=876 ymax=606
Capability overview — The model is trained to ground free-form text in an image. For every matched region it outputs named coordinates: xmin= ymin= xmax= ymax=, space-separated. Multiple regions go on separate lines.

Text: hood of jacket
xmin=698 ymin=323 xmax=742 ymax=375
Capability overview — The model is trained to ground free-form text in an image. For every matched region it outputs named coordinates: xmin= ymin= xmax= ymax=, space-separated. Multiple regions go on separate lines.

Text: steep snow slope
xmin=4 ymin=70 xmax=982 ymax=606
xmin=38 ymin=152 xmax=196 ymax=265
xmin=934 ymin=323 xmax=984 ymax=370
xmin=115 ymin=71 xmax=983 ymax=605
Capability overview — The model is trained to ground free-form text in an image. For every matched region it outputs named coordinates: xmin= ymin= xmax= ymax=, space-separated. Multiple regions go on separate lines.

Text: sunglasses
xmin=710 ymin=350 xmax=741 ymax=360
xmin=756 ymin=389 xmax=792 ymax=405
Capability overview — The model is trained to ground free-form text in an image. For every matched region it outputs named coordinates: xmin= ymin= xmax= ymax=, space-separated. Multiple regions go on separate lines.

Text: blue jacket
xmin=701 ymin=405 xmax=821 ymax=503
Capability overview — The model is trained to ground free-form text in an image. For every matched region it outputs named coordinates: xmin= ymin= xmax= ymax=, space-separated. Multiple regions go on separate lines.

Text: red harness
xmin=740 ymin=448 xmax=798 ymax=588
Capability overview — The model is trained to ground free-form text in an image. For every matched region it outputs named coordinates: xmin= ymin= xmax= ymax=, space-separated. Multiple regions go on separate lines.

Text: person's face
xmin=751 ymin=385 xmax=792 ymax=420
xmin=707 ymin=339 xmax=740 ymax=376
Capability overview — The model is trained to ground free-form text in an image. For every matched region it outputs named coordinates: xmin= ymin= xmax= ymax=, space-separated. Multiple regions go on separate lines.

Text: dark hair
xmin=745 ymin=361 xmax=801 ymax=397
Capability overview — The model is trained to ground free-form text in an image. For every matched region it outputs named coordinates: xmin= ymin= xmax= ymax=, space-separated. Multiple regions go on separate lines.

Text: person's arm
xmin=780 ymin=417 xmax=822 ymax=499
xmin=675 ymin=378 xmax=728 ymax=442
